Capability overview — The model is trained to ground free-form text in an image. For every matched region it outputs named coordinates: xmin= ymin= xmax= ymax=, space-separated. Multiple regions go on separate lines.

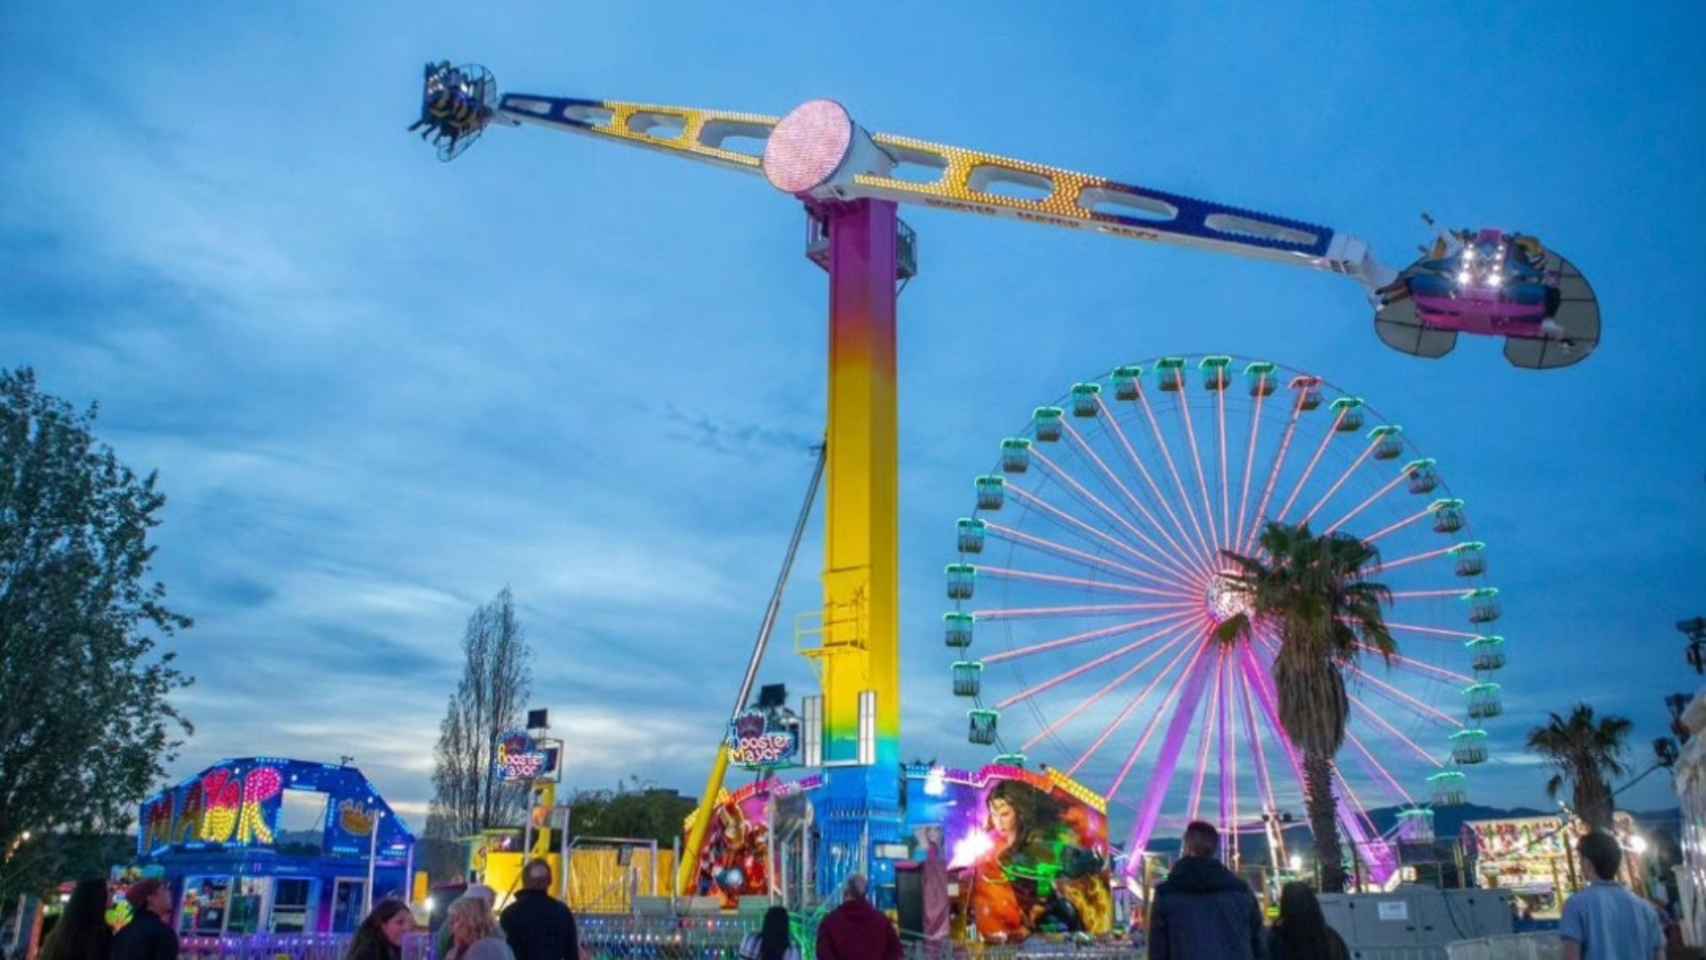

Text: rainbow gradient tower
xmin=764 ymin=103 xmax=907 ymax=897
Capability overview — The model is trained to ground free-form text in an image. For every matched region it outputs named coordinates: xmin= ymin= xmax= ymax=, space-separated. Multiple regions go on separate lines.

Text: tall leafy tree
xmin=1527 ymin=703 xmax=1631 ymax=831
xmin=0 ymin=368 xmax=193 ymax=899
xmin=1213 ymin=521 xmax=1393 ymax=893
xmin=427 ymin=588 xmax=532 ymax=846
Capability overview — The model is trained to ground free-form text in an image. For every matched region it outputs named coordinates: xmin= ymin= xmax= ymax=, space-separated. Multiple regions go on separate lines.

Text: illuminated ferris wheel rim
xmin=942 ymin=353 xmax=1505 ymax=869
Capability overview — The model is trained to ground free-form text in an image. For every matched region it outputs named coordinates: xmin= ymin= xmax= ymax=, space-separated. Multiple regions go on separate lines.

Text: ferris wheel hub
xmin=1206 ymin=573 xmax=1252 ymax=623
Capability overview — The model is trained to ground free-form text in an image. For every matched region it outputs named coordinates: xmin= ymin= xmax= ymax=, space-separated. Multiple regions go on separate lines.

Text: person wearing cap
xmin=111 ymin=880 xmax=177 ymax=960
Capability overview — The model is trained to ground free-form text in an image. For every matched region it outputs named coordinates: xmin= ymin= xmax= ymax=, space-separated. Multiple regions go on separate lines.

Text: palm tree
xmin=1526 ymin=704 xmax=1632 ymax=830
xmin=1213 ymin=521 xmax=1395 ymax=893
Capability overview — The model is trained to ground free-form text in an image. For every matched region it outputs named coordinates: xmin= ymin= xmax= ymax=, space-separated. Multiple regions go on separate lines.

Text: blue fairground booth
xmin=136 ymin=757 xmax=415 ymax=936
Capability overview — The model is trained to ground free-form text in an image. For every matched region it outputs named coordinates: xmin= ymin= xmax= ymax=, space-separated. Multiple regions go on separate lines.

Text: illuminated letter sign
xmin=236 ymin=767 xmax=283 ymax=845
xmin=726 ymin=708 xmax=799 ymax=768
xmin=199 ymin=769 xmax=240 ymax=843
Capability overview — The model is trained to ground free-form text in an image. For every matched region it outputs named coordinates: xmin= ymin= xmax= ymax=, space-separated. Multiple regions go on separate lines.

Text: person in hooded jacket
xmin=1147 ymin=821 xmax=1264 ymax=960
xmin=814 ymin=875 xmax=900 ymax=960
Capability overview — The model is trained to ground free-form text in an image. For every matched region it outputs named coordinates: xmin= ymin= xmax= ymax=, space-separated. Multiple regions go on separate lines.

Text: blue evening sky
xmin=3 ymin=2 xmax=1702 ymax=835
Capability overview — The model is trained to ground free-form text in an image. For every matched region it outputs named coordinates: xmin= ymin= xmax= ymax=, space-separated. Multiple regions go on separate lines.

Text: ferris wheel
xmin=942 ymin=354 xmax=1506 ymax=880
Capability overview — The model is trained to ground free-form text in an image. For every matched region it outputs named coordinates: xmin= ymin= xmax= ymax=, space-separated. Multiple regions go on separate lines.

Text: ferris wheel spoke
xmin=1092 ymin=395 xmax=1215 ymax=572
xmin=1021 ymin=624 xmax=1198 ymax=752
xmin=974 ymin=600 xmax=1198 ymax=622
xmin=1273 ymin=405 xmax=1350 ymax=524
xmin=1132 ymin=384 xmax=1217 ymax=565
xmin=1381 ymin=620 xmax=1480 ymax=641
xmin=1115 ymin=631 xmax=1219 ymax=854
xmin=1233 ymin=386 xmax=1268 ymax=551
xmin=1345 ymin=731 xmax=1418 ymax=807
xmin=1362 ymin=505 xmax=1435 ymax=545
xmin=976 ymin=565 xmax=1198 ymax=600
xmin=1217 ymin=387 xmax=1233 ymax=558
xmin=1322 ymin=468 xmax=1410 ymax=536
xmin=982 ymin=519 xmax=1199 ymax=595
xmin=1187 ymin=648 xmax=1228 ymax=823
xmin=1220 ymin=651 xmax=1239 ymax=847
xmin=1296 ymin=435 xmax=1380 ymax=528
xmin=994 ymin=621 xmax=1194 ymax=710
xmin=1029 ymin=448 xmax=1206 ymax=583
xmin=1389 ymin=588 xmax=1473 ymax=600
xmin=1357 ymin=643 xmax=1474 ymax=685
xmin=1334 ymin=770 xmax=1397 ymax=882
xmin=1006 ymin=482 xmax=1201 ymax=586
xmin=1170 ymin=387 xmax=1223 ymax=552
xmin=1242 ymin=396 xmax=1306 ymax=553
xmin=980 ymin=609 xmax=1198 ymax=665
xmin=1236 ymin=668 xmax=1280 ymax=817
xmin=1086 ymin=625 xmax=1212 ymax=785
xmin=1344 ymin=690 xmax=1444 ymax=766
xmin=1061 ymin=417 xmax=1201 ymax=563
xmin=1366 ymin=545 xmax=1453 ymax=575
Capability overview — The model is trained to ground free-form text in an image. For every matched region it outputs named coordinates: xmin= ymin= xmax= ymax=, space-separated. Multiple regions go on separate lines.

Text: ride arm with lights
xmin=420 ymin=61 xmax=1598 ymax=367
xmin=491 ymin=89 xmax=1397 ymax=295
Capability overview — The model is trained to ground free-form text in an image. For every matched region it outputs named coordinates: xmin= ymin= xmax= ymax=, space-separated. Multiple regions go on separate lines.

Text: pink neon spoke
xmin=1382 ymin=620 xmax=1479 ymax=640
xmin=1358 ymin=643 xmax=1473 ymax=684
xmin=1274 ymin=405 xmax=1348 ymax=523
xmin=1029 ymin=447 xmax=1205 ymax=582
xmin=1173 ymin=384 xmax=1222 ymax=551
xmin=1133 ymin=384 xmax=1216 ymax=564
xmin=1346 ymin=731 xmax=1416 ymax=806
xmin=1253 ymin=631 xmax=1460 ymax=731
xmin=1298 ymin=436 xmax=1379 ymax=527
xmin=1220 ymin=650 xmax=1238 ymax=845
xmin=1094 ymin=394 xmax=1214 ymax=571
xmin=1237 ymin=672 xmax=1278 ymax=814
xmin=1347 ymin=692 xmax=1449 ymax=764
xmin=1350 ymin=670 xmax=1464 ymax=729
xmin=1333 ymin=770 xmax=1384 ymax=851
xmin=995 ymin=622 xmax=1189 ymax=709
xmin=983 ymin=520 xmax=1196 ymax=594
xmin=1094 ymin=627 xmax=1214 ymax=787
xmin=1242 ymin=394 xmax=1305 ymax=553
xmin=981 ymin=609 xmax=1198 ymax=665
xmin=1217 ymin=385 xmax=1231 ymax=554
xmin=1363 ymin=506 xmax=1432 ymax=544
xmin=1234 ymin=385 xmax=1267 ymax=548
xmin=1058 ymin=420 xmax=1210 ymax=577
xmin=977 ymin=565 xmax=1198 ymax=599
xmin=1323 ymin=469 xmax=1409 ymax=536
xmin=1020 ymin=627 xmax=1198 ymax=749
xmin=1006 ymin=483 xmax=1200 ymax=585
xmin=1187 ymin=649 xmax=1225 ymax=822
xmin=1367 ymin=545 xmax=1453 ymax=574
xmin=974 ymin=600 xmax=1197 ymax=621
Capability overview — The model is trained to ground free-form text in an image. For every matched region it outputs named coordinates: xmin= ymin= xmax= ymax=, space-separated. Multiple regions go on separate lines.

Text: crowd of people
xmin=25 ymin=860 xmax=581 ymax=960
xmin=21 ymin=826 xmax=1696 ymax=960
xmin=1144 ymin=819 xmax=1688 ymax=960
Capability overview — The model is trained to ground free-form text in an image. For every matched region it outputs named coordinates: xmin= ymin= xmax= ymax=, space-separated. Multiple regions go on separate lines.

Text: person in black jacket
xmin=111 ymin=880 xmax=177 ymax=960
xmin=1147 ymin=821 xmax=1263 ymax=960
xmin=499 ymin=861 xmax=578 ymax=960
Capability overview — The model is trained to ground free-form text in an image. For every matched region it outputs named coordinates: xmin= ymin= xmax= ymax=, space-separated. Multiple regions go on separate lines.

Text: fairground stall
xmin=1461 ymin=812 xmax=1644 ymax=919
xmin=674 ymin=759 xmax=1115 ymax=946
xmin=135 ymin=757 xmax=416 ymax=936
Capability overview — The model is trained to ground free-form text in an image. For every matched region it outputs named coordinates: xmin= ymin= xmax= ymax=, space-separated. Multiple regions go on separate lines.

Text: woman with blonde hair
xmin=445 ymin=897 xmax=513 ymax=960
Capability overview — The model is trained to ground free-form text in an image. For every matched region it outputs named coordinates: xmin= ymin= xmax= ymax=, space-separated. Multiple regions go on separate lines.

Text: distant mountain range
xmin=1142 ymin=803 xmax=1682 ymax=860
